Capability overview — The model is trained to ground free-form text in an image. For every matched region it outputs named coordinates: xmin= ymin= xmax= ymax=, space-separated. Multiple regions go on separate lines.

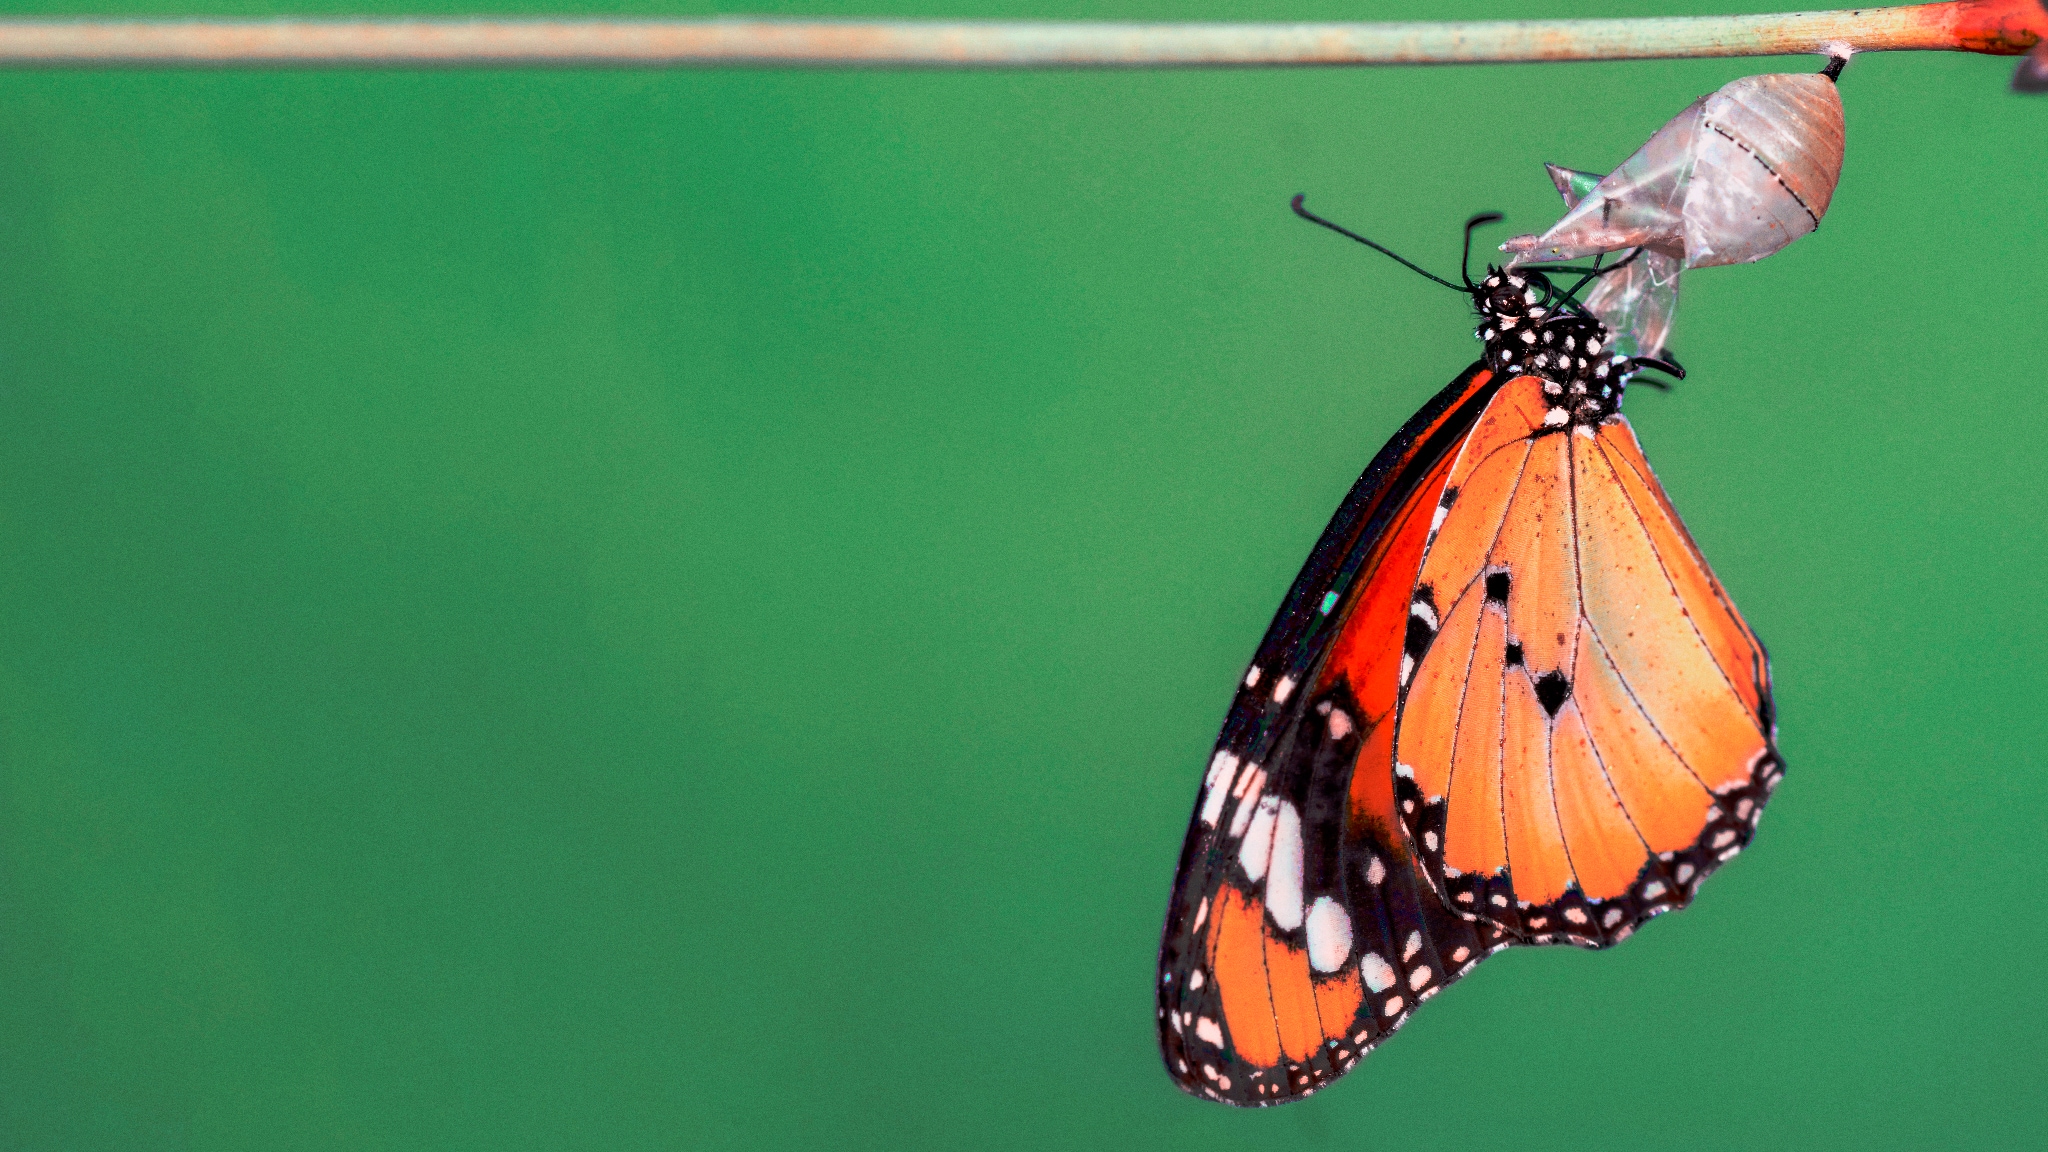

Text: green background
xmin=0 ymin=0 xmax=2042 ymax=1147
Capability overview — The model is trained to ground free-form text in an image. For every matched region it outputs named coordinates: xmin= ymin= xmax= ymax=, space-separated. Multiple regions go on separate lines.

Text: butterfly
xmin=1156 ymin=198 xmax=1781 ymax=1106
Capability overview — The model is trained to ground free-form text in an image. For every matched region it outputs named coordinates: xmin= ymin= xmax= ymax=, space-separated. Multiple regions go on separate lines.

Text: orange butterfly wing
xmin=1159 ymin=367 xmax=1512 ymax=1105
xmin=1392 ymin=374 xmax=1781 ymax=944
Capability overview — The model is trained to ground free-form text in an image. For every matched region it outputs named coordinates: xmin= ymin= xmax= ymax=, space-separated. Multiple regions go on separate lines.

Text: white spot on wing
xmin=1232 ymin=764 xmax=1262 ymax=798
xmin=1367 ymin=855 xmax=1386 ymax=886
xmin=1267 ymin=801 xmax=1306 ymax=930
xmin=1306 ymin=897 xmax=1354 ymax=973
xmin=1244 ymin=666 xmax=1261 ymax=688
xmin=1361 ymin=953 xmax=1396 ymax=992
xmin=1273 ymin=676 xmax=1296 ymax=704
xmin=1199 ymin=752 xmax=1240 ymax=827
xmin=1239 ymin=796 xmax=1280 ymax=881
xmin=1226 ymin=768 xmax=1266 ymax=837
xmin=1196 ymin=1017 xmax=1224 ymax=1047
xmin=1402 ymin=931 xmax=1422 ymax=961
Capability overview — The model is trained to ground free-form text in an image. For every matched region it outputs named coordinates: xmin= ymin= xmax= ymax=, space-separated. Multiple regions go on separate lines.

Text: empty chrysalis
xmin=1502 ymin=65 xmax=1848 ymax=357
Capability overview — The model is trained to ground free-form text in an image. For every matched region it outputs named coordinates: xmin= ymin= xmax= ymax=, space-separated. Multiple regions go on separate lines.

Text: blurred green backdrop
xmin=0 ymin=0 xmax=2043 ymax=1147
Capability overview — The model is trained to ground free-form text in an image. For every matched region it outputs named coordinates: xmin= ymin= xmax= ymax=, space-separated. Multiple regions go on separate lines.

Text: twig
xmin=0 ymin=0 xmax=2038 ymax=68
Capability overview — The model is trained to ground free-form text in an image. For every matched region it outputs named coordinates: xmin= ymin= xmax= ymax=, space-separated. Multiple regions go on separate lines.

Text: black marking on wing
xmin=1484 ymin=571 xmax=1511 ymax=603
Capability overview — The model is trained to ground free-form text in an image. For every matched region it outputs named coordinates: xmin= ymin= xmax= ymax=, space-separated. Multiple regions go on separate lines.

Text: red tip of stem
xmin=1950 ymin=0 xmax=2048 ymax=55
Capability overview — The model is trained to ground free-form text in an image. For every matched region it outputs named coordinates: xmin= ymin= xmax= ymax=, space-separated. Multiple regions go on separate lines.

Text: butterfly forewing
xmin=1392 ymin=374 xmax=1781 ymax=946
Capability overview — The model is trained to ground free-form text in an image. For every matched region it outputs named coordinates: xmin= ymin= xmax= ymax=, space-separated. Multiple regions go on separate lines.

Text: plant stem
xmin=0 ymin=0 xmax=2038 ymax=68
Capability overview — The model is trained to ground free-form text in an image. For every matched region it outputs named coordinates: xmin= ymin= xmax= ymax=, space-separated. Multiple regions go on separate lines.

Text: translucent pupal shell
xmin=1502 ymin=73 xmax=1846 ymax=270
xmin=1543 ymin=163 xmax=1684 ymax=359
xmin=1685 ymin=73 xmax=1845 ymax=266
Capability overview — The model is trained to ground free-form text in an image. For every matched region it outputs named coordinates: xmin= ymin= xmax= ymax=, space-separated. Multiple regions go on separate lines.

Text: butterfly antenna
xmin=1291 ymin=195 xmax=1465 ymax=292
xmin=1461 ymin=212 xmax=1504 ymax=289
xmin=1547 ymin=251 xmax=1605 ymax=316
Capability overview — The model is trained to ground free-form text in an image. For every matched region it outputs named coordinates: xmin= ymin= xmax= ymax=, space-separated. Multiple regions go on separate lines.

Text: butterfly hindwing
xmin=1160 ymin=675 xmax=1501 ymax=1104
xmin=1392 ymin=374 xmax=1782 ymax=946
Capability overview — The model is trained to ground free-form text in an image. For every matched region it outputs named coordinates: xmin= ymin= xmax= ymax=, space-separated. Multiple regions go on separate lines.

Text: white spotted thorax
xmin=1472 ymin=268 xmax=1631 ymax=427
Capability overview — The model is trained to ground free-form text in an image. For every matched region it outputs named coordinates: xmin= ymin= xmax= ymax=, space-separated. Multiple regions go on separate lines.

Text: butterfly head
xmin=1472 ymin=267 xmax=1553 ymax=324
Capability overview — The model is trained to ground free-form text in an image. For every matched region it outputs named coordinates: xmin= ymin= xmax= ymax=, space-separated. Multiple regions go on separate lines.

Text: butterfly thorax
xmin=1472 ymin=268 xmax=1627 ymax=427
